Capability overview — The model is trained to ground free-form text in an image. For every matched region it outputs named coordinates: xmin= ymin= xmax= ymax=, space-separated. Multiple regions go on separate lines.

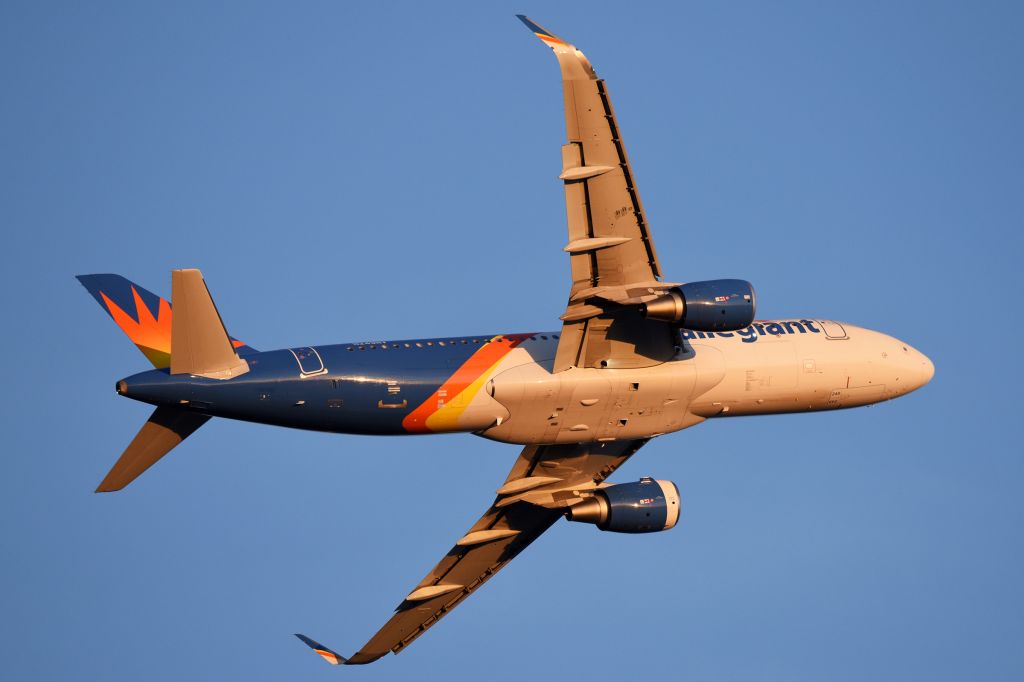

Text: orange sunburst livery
xmin=100 ymin=287 xmax=173 ymax=368
xmin=78 ymin=274 xmax=249 ymax=368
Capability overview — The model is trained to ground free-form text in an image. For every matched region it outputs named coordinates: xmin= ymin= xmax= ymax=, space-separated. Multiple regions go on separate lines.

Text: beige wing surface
xmin=518 ymin=16 xmax=681 ymax=372
xmin=295 ymin=439 xmax=649 ymax=665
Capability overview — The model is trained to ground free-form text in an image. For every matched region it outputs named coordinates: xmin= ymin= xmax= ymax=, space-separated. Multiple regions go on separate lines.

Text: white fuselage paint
xmin=478 ymin=320 xmax=933 ymax=445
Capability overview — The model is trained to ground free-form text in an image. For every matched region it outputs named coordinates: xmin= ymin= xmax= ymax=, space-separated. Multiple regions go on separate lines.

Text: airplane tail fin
xmin=79 ymin=269 xmax=254 ymax=491
xmin=76 ymin=272 xmax=256 ymax=370
xmin=76 ymin=274 xmax=175 ymax=368
xmin=96 ymin=406 xmax=210 ymax=492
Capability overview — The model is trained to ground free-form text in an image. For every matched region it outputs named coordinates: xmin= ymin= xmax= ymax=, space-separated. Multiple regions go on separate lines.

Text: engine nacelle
xmin=566 ymin=477 xmax=681 ymax=533
xmin=642 ymin=279 xmax=755 ymax=332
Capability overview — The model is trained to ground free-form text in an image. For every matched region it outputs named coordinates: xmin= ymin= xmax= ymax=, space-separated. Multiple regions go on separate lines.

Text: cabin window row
xmin=344 ymin=334 xmax=559 ymax=352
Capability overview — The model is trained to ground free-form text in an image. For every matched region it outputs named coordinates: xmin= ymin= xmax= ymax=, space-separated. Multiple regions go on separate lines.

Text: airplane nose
xmin=901 ymin=344 xmax=934 ymax=391
xmin=919 ymin=352 xmax=935 ymax=386
xmin=891 ymin=338 xmax=934 ymax=394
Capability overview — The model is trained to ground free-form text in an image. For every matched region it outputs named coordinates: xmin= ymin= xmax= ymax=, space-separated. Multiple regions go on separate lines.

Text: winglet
xmin=515 ymin=15 xmax=596 ymax=80
xmin=294 ymin=634 xmax=349 ymax=666
xmin=516 ymin=15 xmax=567 ymax=46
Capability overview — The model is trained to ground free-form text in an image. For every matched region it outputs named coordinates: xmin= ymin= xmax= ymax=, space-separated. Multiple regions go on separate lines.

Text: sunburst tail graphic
xmin=76 ymin=273 xmax=253 ymax=368
xmin=99 ymin=288 xmax=172 ymax=367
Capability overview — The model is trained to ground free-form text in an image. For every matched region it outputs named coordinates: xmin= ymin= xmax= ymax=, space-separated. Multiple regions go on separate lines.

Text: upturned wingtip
xmin=294 ymin=633 xmax=348 ymax=666
xmin=516 ymin=15 xmax=567 ymax=45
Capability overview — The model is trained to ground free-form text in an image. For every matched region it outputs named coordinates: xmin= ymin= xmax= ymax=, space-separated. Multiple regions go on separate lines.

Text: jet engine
xmin=566 ymin=477 xmax=680 ymax=533
xmin=642 ymin=279 xmax=755 ymax=332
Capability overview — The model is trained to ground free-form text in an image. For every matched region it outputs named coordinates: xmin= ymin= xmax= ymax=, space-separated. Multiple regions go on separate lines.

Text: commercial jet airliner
xmin=77 ymin=16 xmax=933 ymax=666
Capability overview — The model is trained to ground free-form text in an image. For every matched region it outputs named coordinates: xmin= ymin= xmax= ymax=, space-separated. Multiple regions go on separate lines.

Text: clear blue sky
xmin=2 ymin=1 xmax=1021 ymax=679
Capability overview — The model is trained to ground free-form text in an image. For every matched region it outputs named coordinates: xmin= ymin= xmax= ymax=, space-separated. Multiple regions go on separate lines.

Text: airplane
xmin=76 ymin=16 xmax=934 ymax=666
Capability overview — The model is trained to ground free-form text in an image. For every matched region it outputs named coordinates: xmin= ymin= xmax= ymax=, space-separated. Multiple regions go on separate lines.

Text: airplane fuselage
xmin=119 ymin=319 xmax=934 ymax=444
xmin=77 ymin=15 xmax=940 ymax=665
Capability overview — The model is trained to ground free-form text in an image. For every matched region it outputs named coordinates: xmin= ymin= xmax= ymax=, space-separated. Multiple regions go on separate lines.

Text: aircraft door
xmin=818 ymin=320 xmax=848 ymax=340
xmin=289 ymin=347 xmax=328 ymax=377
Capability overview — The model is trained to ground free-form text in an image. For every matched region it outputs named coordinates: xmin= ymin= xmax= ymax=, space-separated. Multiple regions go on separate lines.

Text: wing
xmin=296 ymin=439 xmax=649 ymax=665
xmin=518 ymin=16 xmax=681 ymax=372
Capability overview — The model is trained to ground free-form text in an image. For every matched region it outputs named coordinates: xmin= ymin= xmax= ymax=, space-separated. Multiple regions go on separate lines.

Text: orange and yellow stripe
xmin=402 ymin=334 xmax=532 ymax=433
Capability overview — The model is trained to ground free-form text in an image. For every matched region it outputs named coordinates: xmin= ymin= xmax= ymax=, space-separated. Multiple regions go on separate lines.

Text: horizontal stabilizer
xmin=170 ymin=269 xmax=249 ymax=379
xmin=96 ymin=406 xmax=210 ymax=493
xmin=294 ymin=634 xmax=349 ymax=666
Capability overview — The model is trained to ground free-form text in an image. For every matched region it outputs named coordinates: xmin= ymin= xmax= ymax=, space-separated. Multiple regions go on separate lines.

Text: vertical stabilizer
xmin=76 ymin=273 xmax=258 ymax=369
xmin=170 ymin=269 xmax=249 ymax=379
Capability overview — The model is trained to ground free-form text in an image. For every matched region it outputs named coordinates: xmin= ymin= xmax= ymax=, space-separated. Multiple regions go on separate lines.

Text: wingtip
xmin=74 ymin=273 xmax=108 ymax=292
xmin=516 ymin=15 xmax=566 ymax=44
xmin=294 ymin=633 xmax=348 ymax=666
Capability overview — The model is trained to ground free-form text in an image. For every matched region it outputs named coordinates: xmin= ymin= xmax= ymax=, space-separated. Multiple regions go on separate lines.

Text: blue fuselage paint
xmin=120 ymin=334 xmax=553 ymax=435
